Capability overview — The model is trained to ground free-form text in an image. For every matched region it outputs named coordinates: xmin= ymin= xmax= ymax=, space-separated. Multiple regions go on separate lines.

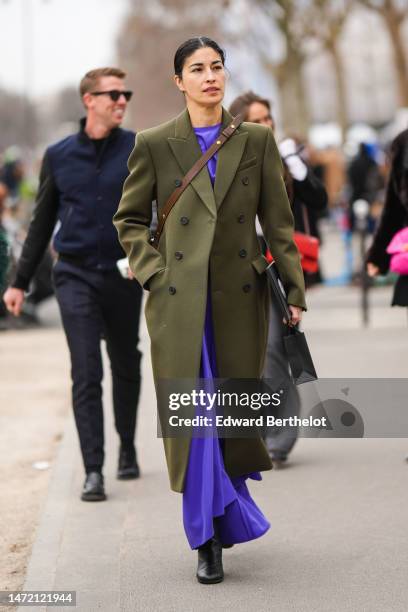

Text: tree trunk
xmin=270 ymin=51 xmax=310 ymax=138
xmin=327 ymin=39 xmax=348 ymax=142
xmin=292 ymin=54 xmax=310 ymax=137
xmin=383 ymin=9 xmax=408 ymax=107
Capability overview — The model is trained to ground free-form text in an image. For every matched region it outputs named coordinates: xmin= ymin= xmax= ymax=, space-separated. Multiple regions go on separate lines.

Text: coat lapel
xmin=167 ymin=109 xmax=217 ymax=217
xmin=214 ymin=109 xmax=248 ymax=210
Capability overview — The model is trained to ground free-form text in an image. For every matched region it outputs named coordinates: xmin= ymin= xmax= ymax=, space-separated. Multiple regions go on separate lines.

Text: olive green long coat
xmin=113 ymin=108 xmax=306 ymax=493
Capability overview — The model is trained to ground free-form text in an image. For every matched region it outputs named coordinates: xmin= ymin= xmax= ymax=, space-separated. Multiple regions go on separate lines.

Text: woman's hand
xmin=285 ymin=305 xmax=302 ymax=326
xmin=367 ymin=262 xmax=379 ymax=277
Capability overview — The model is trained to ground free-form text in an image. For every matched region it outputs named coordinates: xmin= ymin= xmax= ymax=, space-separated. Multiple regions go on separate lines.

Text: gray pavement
xmin=17 ymin=233 xmax=408 ymax=611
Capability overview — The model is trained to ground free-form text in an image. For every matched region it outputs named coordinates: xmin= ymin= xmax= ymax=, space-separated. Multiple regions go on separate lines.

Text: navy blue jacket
xmin=14 ymin=119 xmax=135 ymax=290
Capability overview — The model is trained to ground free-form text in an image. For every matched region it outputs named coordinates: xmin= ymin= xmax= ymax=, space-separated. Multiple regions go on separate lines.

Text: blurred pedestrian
xmin=1 ymin=151 xmax=55 ymax=327
xmin=366 ymin=128 xmax=408 ymax=307
xmin=348 ymin=142 xmax=384 ymax=234
xmin=0 ymin=230 xmax=8 ymax=298
xmin=229 ymin=92 xmax=327 ymax=277
xmin=3 ymin=68 xmax=143 ymax=501
xmin=0 ymin=183 xmax=10 ymax=329
xmin=0 ymin=148 xmax=24 ymax=200
xmin=114 ymin=37 xmax=306 ymax=584
xmin=229 ymin=91 xmax=327 ymax=467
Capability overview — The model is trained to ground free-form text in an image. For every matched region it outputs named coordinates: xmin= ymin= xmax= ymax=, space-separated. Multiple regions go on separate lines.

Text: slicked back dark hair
xmin=174 ymin=36 xmax=226 ymax=77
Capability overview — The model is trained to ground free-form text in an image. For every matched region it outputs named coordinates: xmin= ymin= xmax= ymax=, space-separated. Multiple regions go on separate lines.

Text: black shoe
xmin=117 ymin=445 xmax=140 ymax=480
xmin=196 ymin=537 xmax=224 ymax=584
xmin=81 ymin=472 xmax=106 ymax=502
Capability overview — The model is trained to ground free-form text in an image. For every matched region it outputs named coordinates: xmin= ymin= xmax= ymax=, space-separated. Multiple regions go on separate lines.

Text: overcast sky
xmin=0 ymin=0 xmax=129 ymax=98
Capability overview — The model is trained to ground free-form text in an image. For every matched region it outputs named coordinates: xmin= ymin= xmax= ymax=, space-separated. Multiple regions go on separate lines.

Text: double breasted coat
xmin=113 ymin=108 xmax=306 ymax=492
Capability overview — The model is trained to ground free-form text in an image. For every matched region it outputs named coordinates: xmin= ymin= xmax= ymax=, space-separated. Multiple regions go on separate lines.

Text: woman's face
xmin=247 ymin=102 xmax=275 ymax=131
xmin=174 ymin=47 xmax=225 ymax=108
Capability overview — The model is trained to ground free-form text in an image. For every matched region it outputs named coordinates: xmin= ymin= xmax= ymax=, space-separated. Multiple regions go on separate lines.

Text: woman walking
xmin=229 ymin=91 xmax=326 ymax=467
xmin=229 ymin=91 xmax=328 ymax=288
xmin=366 ymin=128 xmax=408 ymax=307
xmin=114 ymin=37 xmax=306 ymax=584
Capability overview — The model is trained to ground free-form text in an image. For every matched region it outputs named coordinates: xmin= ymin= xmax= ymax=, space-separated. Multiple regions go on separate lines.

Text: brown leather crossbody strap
xmin=150 ymin=113 xmax=244 ymax=249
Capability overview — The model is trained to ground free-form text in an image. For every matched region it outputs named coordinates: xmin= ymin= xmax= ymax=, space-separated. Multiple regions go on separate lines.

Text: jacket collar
xmin=77 ymin=117 xmax=120 ymax=144
xmin=213 ymin=109 xmax=248 ymax=209
xmin=168 ymin=107 xmax=247 ymax=213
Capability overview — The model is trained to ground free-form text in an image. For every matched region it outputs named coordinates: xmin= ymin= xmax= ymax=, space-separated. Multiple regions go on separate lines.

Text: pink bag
xmin=386 ymin=227 xmax=408 ymax=275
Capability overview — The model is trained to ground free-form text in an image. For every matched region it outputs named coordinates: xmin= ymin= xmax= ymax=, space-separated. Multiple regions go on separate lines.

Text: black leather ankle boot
xmin=196 ymin=536 xmax=224 ymax=584
xmin=117 ymin=444 xmax=140 ymax=480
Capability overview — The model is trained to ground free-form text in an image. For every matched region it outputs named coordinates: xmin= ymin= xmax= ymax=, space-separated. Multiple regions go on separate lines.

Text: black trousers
xmin=53 ymin=260 xmax=143 ymax=473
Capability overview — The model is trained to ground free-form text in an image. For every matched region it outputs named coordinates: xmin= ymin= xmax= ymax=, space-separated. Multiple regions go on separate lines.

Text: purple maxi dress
xmin=182 ymin=124 xmax=270 ymax=549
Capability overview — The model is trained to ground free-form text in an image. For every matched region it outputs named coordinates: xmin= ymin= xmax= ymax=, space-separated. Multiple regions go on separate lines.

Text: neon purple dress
xmin=182 ymin=124 xmax=270 ymax=549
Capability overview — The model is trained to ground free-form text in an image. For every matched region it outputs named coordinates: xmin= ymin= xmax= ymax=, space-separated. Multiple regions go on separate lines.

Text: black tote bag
xmin=266 ymin=262 xmax=317 ymax=385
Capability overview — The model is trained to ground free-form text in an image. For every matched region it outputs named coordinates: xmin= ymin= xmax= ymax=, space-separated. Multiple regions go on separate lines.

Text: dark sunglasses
xmin=90 ymin=90 xmax=133 ymax=102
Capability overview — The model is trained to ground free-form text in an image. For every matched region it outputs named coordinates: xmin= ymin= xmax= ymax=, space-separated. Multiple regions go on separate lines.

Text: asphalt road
xmin=14 ymin=276 xmax=408 ymax=612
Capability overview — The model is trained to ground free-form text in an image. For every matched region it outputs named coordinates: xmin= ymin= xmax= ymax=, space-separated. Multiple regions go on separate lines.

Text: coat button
xmin=242 ymin=176 xmax=249 ymax=186
xmin=175 ymin=251 xmax=183 ymax=260
xmin=169 ymin=286 xmax=177 ymax=295
xmin=242 ymin=283 xmax=251 ymax=293
xmin=239 ymin=249 xmax=247 ymax=258
xmin=175 ymin=179 xmax=182 ymax=187
xmin=237 ymin=214 xmax=245 ymax=223
xmin=180 ymin=216 xmax=189 ymax=225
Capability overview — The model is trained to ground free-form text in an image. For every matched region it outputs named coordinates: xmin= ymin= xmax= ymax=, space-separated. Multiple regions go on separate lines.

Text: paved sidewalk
xmin=17 ymin=280 xmax=408 ymax=612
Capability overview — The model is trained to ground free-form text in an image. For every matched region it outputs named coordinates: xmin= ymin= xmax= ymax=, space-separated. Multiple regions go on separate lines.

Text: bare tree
xmin=240 ymin=0 xmax=352 ymax=137
xmin=0 ymin=89 xmax=37 ymax=151
xmin=358 ymin=0 xmax=408 ymax=107
xmin=247 ymin=0 xmax=311 ymax=137
xmin=52 ymin=86 xmax=84 ymax=126
xmin=117 ymin=0 xmax=224 ymax=130
xmin=300 ymin=0 xmax=353 ymax=140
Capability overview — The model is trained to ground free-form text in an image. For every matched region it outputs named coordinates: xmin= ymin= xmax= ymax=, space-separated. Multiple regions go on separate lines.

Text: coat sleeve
xmin=257 ymin=129 xmax=306 ymax=310
xmin=113 ymin=132 xmax=166 ymax=289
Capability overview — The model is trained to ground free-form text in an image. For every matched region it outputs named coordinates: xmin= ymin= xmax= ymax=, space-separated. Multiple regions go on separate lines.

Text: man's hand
xmin=285 ymin=305 xmax=302 ymax=326
xmin=367 ymin=262 xmax=379 ymax=277
xmin=3 ymin=287 xmax=25 ymax=316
